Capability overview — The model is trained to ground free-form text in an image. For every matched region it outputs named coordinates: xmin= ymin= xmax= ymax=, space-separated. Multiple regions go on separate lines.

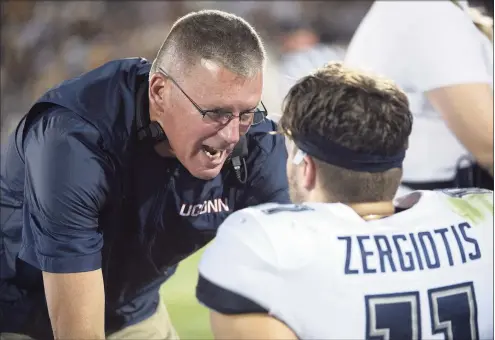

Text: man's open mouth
xmin=202 ymin=145 xmax=224 ymax=161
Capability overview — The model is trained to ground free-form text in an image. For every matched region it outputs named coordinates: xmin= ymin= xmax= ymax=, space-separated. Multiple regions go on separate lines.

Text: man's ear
xmin=301 ymin=155 xmax=317 ymax=191
xmin=148 ymin=73 xmax=167 ymax=114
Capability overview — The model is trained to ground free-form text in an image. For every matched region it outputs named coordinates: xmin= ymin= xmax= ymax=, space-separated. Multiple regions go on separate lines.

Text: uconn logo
xmin=179 ymin=198 xmax=230 ymax=217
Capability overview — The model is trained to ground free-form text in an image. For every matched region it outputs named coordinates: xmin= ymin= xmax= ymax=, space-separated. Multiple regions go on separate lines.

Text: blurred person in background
xmin=0 ymin=10 xmax=289 ymax=340
xmin=195 ymin=62 xmax=493 ymax=340
xmin=276 ymin=20 xmax=346 ymax=113
xmin=0 ymin=1 xmax=181 ymax=142
xmin=345 ymin=0 xmax=494 ymax=191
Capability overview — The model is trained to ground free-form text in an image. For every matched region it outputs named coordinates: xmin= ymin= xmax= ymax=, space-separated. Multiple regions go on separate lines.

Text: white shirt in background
xmin=345 ymin=1 xmax=493 ymax=183
xmin=278 ymin=44 xmax=346 ymax=106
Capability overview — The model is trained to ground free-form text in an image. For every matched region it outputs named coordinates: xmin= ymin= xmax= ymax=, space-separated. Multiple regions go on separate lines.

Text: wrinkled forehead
xmin=184 ymin=59 xmax=263 ymax=109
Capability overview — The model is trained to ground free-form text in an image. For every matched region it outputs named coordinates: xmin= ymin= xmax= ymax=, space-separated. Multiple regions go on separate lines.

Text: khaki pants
xmin=108 ymin=299 xmax=179 ymax=340
xmin=0 ymin=299 xmax=179 ymax=340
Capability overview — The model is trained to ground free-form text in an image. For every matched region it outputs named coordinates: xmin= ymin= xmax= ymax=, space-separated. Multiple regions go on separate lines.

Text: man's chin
xmin=189 ymin=164 xmax=224 ymax=180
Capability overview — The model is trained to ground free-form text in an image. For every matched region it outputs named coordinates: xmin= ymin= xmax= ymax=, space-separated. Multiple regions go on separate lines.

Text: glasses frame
xmin=156 ymin=66 xmax=267 ymax=127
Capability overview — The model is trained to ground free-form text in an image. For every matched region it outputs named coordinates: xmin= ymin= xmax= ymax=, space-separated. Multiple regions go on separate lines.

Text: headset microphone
xmin=231 ymin=136 xmax=248 ymax=184
xmin=135 ymin=78 xmax=167 ymax=143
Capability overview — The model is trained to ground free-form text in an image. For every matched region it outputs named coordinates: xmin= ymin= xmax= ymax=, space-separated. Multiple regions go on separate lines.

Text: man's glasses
xmin=157 ymin=67 xmax=267 ymax=129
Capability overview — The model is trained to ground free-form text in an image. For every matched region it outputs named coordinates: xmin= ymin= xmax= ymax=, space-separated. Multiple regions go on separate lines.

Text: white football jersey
xmin=197 ymin=189 xmax=494 ymax=340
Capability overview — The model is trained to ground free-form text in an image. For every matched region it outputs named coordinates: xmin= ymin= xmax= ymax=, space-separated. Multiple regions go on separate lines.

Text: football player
xmin=195 ymin=62 xmax=494 ymax=340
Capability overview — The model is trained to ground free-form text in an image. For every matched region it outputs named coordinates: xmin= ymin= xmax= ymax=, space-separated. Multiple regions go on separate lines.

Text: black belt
xmin=402 ymin=180 xmax=455 ymax=191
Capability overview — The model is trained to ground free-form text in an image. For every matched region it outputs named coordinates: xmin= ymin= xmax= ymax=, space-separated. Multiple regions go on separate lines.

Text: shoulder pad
xmin=436 ymin=188 xmax=493 ymax=198
xmin=260 ymin=204 xmax=314 ymax=215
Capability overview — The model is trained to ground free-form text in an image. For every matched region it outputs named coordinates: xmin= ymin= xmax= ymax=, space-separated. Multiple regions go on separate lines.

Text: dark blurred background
xmin=1 ymin=0 xmax=492 ymax=141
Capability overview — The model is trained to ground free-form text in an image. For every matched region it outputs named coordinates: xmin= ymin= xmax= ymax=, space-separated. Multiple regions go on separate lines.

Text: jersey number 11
xmin=365 ymin=281 xmax=478 ymax=340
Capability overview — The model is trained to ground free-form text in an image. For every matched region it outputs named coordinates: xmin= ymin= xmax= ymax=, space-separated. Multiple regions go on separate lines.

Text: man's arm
xmin=23 ymin=111 xmax=112 ymax=339
xmin=427 ymin=83 xmax=493 ymax=175
xmin=43 ymin=270 xmax=105 ymax=339
xmin=196 ymin=210 xmax=297 ymax=339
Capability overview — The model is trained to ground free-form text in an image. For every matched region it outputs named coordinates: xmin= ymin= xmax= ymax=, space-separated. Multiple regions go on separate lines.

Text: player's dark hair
xmin=150 ymin=10 xmax=266 ymax=78
xmin=279 ymin=62 xmax=413 ymax=203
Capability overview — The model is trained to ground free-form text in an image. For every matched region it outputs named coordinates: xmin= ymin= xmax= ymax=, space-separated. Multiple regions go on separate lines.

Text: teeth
xmin=203 ymin=147 xmax=222 ymax=160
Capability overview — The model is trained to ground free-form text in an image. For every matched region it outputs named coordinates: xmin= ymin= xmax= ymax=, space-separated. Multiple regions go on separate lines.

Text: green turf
xmin=160 ymin=246 xmax=213 ymax=339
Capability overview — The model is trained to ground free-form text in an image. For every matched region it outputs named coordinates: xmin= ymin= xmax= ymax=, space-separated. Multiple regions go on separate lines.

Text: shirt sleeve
xmin=240 ymin=120 xmax=291 ymax=208
xmin=19 ymin=109 xmax=113 ymax=273
xmin=196 ymin=209 xmax=279 ymax=315
xmin=403 ymin=2 xmax=492 ymax=91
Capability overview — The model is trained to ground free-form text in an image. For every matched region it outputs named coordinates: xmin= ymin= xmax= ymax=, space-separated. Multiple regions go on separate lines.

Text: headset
xmin=135 ymin=79 xmax=167 ymax=143
xmin=135 ymin=78 xmax=248 ymax=184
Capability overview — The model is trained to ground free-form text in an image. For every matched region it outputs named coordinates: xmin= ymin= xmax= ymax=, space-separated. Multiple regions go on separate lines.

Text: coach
xmin=0 ymin=10 xmax=289 ymax=340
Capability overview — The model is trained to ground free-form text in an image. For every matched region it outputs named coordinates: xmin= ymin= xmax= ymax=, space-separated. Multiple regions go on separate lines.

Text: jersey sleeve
xmin=437 ymin=188 xmax=493 ymax=227
xmin=437 ymin=187 xmax=494 ymax=199
xmin=19 ymin=108 xmax=113 ymax=273
xmin=404 ymin=2 xmax=492 ymax=91
xmin=240 ymin=120 xmax=290 ymax=208
xmin=196 ymin=209 xmax=280 ymax=315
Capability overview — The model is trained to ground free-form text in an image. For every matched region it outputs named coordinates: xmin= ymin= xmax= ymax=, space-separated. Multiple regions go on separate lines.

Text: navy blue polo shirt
xmin=0 ymin=59 xmax=289 ymax=338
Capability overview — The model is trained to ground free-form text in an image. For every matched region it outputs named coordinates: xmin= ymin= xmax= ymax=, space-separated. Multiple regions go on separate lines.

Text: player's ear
xmin=302 ymin=154 xmax=317 ymax=191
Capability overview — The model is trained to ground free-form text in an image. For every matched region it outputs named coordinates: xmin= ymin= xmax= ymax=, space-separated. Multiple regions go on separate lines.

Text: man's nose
xmin=217 ymin=118 xmax=241 ymax=145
